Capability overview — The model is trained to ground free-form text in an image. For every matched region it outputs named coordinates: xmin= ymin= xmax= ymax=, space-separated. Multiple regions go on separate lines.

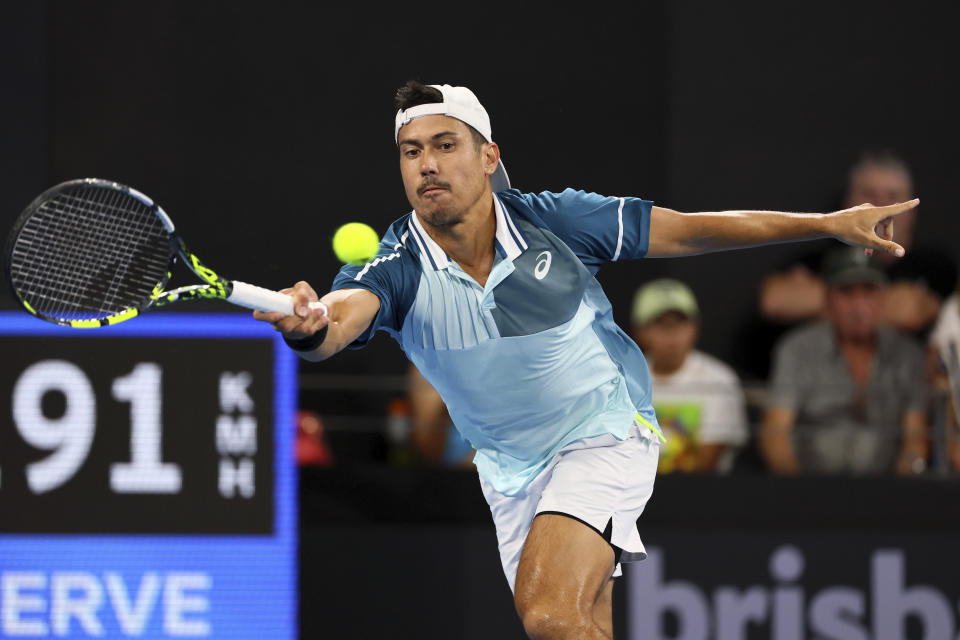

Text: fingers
xmin=272 ymin=306 xmax=328 ymax=336
xmin=286 ymin=304 xmax=329 ymax=336
xmin=861 ymin=238 xmax=903 ymax=257
xmin=840 ymin=203 xmax=912 ymax=257
xmin=251 ymin=281 xmax=329 ymax=336
xmin=289 ymin=281 xmax=319 ymax=317
xmin=866 ymin=217 xmax=894 ymax=258
xmin=873 ymin=239 xmax=906 ymax=257
xmin=874 ymin=216 xmax=894 ymax=240
xmin=873 ymin=212 xmax=904 ymax=256
xmin=862 ymin=198 xmax=919 ymax=218
xmin=252 ymin=309 xmax=289 ymax=323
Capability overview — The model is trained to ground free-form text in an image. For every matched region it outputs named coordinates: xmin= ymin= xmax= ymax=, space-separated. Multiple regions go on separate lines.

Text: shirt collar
xmin=493 ymin=193 xmax=528 ymax=260
xmin=825 ymin=322 xmax=895 ymax=361
xmin=407 ymin=210 xmax=449 ymax=270
xmin=407 ymin=194 xmax=528 ymax=271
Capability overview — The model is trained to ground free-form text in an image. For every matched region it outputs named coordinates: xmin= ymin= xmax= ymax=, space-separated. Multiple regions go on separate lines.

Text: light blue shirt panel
xmin=403 ymin=256 xmax=509 ymax=351
xmin=582 ymin=276 xmax=659 ymax=431
xmin=403 ymin=299 xmax=638 ymax=495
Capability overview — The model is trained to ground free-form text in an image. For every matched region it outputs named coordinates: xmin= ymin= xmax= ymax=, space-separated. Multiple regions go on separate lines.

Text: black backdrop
xmin=3 ymin=4 xmax=960 ymax=638
xmin=3 ymin=1 xmax=958 ymax=377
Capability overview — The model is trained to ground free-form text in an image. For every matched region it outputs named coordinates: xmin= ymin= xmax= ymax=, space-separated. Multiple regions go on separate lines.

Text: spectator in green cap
xmin=631 ymin=279 xmax=748 ymax=473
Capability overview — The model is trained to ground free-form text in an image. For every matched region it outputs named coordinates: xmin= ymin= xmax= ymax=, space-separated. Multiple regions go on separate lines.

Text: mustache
xmin=417 ymin=179 xmax=451 ymax=196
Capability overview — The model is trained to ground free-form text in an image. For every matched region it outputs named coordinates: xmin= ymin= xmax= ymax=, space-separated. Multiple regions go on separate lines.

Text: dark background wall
xmin=3 ymin=1 xmax=957 ymax=380
xmin=3 ymin=4 xmax=959 ymax=639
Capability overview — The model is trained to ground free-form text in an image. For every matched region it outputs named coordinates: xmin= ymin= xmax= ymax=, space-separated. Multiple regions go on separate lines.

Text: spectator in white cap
xmin=631 ymin=278 xmax=749 ymax=474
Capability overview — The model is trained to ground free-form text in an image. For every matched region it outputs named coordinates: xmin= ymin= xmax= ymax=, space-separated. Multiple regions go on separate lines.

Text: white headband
xmin=394 ymin=84 xmax=510 ymax=192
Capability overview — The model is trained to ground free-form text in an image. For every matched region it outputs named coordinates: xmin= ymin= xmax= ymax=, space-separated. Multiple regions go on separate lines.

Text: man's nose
xmin=419 ymin=151 xmax=438 ymax=175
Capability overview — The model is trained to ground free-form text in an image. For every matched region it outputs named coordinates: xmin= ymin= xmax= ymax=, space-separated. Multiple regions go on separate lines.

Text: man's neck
xmin=836 ymin=331 xmax=877 ymax=351
xmin=651 ymin=356 xmax=687 ymax=378
xmin=420 ymin=189 xmax=496 ymax=286
xmin=836 ymin=331 xmax=877 ymax=386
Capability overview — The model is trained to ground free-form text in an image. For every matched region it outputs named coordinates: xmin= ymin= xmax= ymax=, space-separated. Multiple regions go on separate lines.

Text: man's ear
xmin=483 ymin=142 xmax=500 ymax=177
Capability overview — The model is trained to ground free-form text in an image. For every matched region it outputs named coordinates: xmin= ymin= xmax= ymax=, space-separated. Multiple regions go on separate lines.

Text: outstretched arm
xmin=253 ymin=282 xmax=380 ymax=362
xmin=647 ymin=199 xmax=918 ymax=258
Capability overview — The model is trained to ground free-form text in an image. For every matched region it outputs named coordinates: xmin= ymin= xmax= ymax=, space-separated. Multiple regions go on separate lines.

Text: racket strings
xmin=31 ymin=190 xmax=134 ymax=316
xmin=16 ymin=190 xmax=132 ymax=316
xmin=55 ymin=187 xmax=170 ymax=314
xmin=65 ymin=188 xmax=166 ymax=313
xmin=9 ymin=184 xmax=171 ymax=321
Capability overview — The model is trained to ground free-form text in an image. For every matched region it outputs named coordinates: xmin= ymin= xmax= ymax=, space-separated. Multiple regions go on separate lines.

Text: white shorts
xmin=479 ymin=421 xmax=660 ymax=593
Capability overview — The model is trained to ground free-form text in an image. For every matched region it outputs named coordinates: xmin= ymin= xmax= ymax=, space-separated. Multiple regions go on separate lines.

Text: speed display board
xmin=0 ymin=312 xmax=297 ymax=638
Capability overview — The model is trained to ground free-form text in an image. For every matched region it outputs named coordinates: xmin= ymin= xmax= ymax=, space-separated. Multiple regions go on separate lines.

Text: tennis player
xmin=255 ymin=81 xmax=917 ymax=639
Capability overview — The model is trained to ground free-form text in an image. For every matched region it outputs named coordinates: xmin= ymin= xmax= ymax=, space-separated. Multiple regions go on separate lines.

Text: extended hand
xmin=829 ymin=199 xmax=919 ymax=257
xmin=252 ymin=281 xmax=329 ymax=337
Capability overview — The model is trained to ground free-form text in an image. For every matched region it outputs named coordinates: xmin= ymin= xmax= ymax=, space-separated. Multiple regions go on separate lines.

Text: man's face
xmin=826 ymin=282 xmax=884 ymax=341
xmin=844 ymin=164 xmax=916 ymax=250
xmin=634 ymin=311 xmax=699 ymax=373
xmin=397 ymin=115 xmax=495 ymax=230
xmin=845 ymin=164 xmax=913 ymax=208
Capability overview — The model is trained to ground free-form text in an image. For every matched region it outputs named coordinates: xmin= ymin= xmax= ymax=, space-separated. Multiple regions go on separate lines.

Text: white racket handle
xmin=228 ymin=280 xmax=328 ymax=316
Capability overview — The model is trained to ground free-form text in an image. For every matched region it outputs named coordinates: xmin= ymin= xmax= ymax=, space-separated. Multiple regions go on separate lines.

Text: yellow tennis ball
xmin=332 ymin=222 xmax=380 ymax=265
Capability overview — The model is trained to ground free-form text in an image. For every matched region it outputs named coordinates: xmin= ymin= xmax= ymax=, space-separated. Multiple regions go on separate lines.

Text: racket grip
xmin=228 ymin=281 xmax=327 ymax=316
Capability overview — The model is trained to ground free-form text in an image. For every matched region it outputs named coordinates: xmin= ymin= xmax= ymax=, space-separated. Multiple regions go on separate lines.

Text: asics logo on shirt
xmin=534 ymin=251 xmax=552 ymax=280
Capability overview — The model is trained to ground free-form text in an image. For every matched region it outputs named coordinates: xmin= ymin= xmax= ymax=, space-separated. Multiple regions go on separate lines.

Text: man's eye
xmin=440 ymin=142 xmax=454 ymax=150
xmin=404 ymin=149 xmax=419 ymax=158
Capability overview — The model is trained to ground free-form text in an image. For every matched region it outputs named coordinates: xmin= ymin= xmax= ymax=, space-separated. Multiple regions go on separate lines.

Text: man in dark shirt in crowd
xmin=737 ymin=150 xmax=956 ymax=380
xmin=761 ymin=246 xmax=929 ymax=475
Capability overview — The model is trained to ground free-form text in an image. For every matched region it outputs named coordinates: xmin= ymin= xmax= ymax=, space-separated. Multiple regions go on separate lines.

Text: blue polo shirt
xmin=332 ymin=189 xmax=663 ymax=495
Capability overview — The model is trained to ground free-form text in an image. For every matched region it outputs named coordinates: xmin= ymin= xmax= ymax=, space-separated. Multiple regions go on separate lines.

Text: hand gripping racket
xmin=4 ymin=178 xmax=324 ymax=327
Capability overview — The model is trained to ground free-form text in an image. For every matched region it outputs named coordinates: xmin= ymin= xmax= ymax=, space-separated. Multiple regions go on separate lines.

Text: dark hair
xmin=394 ymin=80 xmax=486 ymax=149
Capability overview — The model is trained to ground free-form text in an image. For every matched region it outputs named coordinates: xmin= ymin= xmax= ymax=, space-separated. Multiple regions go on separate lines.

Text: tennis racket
xmin=5 ymin=178 xmax=323 ymax=328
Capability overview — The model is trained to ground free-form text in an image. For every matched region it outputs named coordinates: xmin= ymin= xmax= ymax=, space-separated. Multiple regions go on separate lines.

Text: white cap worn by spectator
xmin=394 ymin=84 xmax=511 ymax=192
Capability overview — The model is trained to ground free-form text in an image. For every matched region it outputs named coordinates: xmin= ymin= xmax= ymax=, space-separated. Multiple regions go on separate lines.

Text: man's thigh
xmin=482 ymin=423 xmax=658 ymax=594
xmin=514 ymin=513 xmax=617 ymax=613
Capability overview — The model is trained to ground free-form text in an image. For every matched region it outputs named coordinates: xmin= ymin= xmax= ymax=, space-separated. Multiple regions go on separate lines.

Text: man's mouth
xmin=419 ymin=184 xmax=449 ymax=197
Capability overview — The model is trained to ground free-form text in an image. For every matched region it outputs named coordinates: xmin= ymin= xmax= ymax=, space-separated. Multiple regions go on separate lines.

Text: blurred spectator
xmin=760 ymin=247 xmax=929 ymax=475
xmin=930 ymin=291 xmax=960 ymax=471
xmin=736 ymin=150 xmax=956 ymax=379
xmin=386 ymin=397 xmax=416 ymax=466
xmin=297 ymin=411 xmax=334 ymax=467
xmin=631 ymin=279 xmax=748 ymax=473
xmin=407 ymin=364 xmax=475 ymax=468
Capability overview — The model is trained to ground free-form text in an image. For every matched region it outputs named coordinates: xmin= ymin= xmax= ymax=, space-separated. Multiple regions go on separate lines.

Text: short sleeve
xmin=331 ymin=234 xmax=418 ymax=349
xmin=518 ymin=189 xmax=652 ymax=271
xmin=766 ymin=333 xmax=804 ymax=411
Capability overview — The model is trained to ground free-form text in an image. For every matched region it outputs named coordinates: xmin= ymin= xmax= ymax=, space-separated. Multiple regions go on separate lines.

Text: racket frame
xmin=6 ymin=178 xmax=299 ymax=328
